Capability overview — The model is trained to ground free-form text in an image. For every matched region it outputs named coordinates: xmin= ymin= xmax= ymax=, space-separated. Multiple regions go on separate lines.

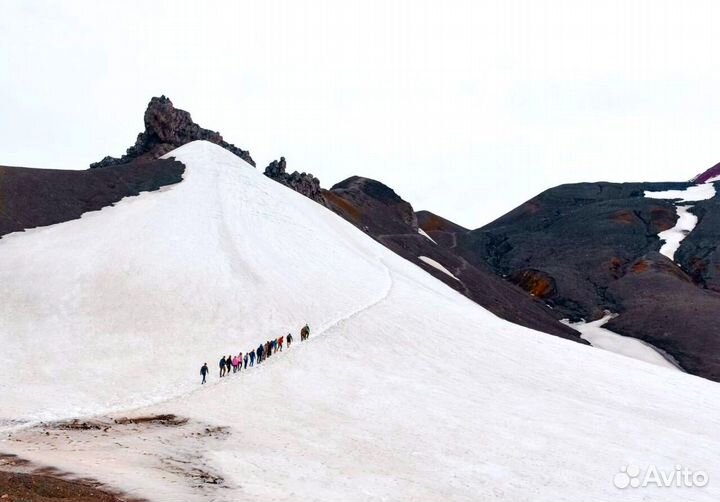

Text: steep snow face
xmin=0 ymin=141 xmax=392 ymax=421
xmin=1 ymin=141 xmax=720 ymax=501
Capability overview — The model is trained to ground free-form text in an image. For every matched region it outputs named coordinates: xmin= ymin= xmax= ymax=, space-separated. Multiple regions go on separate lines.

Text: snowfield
xmin=1 ymin=141 xmax=720 ymax=501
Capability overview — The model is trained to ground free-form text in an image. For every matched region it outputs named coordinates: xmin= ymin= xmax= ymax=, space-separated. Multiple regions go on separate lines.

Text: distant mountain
xmin=691 ymin=161 xmax=720 ymax=183
xmin=434 ymin=181 xmax=720 ymax=381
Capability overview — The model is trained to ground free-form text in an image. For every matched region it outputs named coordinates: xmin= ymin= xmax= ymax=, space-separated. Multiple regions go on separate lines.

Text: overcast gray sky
xmin=2 ymin=0 xmax=720 ymax=227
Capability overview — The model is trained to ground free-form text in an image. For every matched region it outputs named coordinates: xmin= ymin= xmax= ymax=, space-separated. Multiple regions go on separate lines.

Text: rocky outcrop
xmin=263 ymin=157 xmax=326 ymax=205
xmin=324 ymin=176 xmax=418 ymax=235
xmin=90 ymin=96 xmax=254 ymax=168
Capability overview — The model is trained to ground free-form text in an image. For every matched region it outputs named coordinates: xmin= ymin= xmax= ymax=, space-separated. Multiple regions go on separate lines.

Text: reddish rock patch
xmin=650 ymin=206 xmax=677 ymax=233
xmin=610 ymin=210 xmax=634 ymax=224
xmin=322 ymin=190 xmax=361 ymax=224
xmin=508 ymin=269 xmax=556 ymax=299
xmin=631 ymin=260 xmax=650 ymax=273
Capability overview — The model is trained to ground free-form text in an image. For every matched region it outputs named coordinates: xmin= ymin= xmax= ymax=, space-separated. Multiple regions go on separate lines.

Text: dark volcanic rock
xmin=458 ymin=181 xmax=688 ymax=321
xmin=453 ymin=179 xmax=720 ymax=381
xmin=0 ymin=159 xmax=184 ymax=238
xmin=508 ymin=269 xmax=557 ymax=299
xmin=416 ymin=210 xmax=469 ymax=248
xmin=605 ymin=252 xmax=720 ymax=380
xmin=325 ymin=176 xmax=418 ymax=235
xmin=416 ymin=210 xmax=469 ymax=234
xmin=90 ymin=96 xmax=254 ymax=168
xmin=264 ymin=157 xmax=326 ymax=205
xmin=675 ymin=190 xmax=720 ymax=292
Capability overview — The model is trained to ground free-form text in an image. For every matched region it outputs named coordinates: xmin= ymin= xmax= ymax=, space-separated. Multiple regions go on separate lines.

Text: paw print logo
xmin=613 ymin=465 xmax=641 ymax=489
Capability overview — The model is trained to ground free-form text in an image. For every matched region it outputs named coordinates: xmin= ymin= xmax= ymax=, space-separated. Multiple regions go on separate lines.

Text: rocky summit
xmin=90 ymin=96 xmax=254 ymax=168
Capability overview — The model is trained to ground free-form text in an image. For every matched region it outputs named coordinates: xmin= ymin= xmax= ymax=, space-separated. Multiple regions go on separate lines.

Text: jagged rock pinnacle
xmin=263 ymin=157 xmax=326 ymax=205
xmin=90 ymin=96 xmax=255 ymax=168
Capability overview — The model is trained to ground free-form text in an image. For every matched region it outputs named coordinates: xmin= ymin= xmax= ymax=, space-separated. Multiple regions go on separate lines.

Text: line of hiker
xmin=199 ymin=324 xmax=310 ymax=384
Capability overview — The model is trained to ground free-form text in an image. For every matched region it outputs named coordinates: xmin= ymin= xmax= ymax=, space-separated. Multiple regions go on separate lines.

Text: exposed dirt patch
xmin=113 ymin=414 xmax=188 ymax=426
xmin=0 ymin=454 xmax=144 ymax=502
xmin=0 ymin=471 xmax=142 ymax=502
xmin=55 ymin=420 xmax=106 ymax=431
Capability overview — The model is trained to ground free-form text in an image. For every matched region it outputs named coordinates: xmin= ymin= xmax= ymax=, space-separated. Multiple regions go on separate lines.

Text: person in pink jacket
xmin=231 ymin=355 xmax=239 ymax=373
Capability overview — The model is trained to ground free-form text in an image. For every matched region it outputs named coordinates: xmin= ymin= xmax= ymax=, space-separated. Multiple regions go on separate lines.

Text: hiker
xmin=232 ymin=355 xmax=239 ymax=373
xmin=237 ymin=352 xmax=243 ymax=372
xmin=271 ymin=339 xmax=277 ymax=354
xmin=265 ymin=341 xmax=271 ymax=358
xmin=200 ymin=363 xmax=209 ymax=384
xmin=219 ymin=356 xmax=226 ymax=377
xmin=226 ymin=355 xmax=233 ymax=375
xmin=249 ymin=350 xmax=255 ymax=366
xmin=244 ymin=353 xmax=249 ymax=369
xmin=257 ymin=344 xmax=264 ymax=363
xmin=287 ymin=333 xmax=293 ymax=347
xmin=278 ymin=335 xmax=284 ymax=352
xmin=301 ymin=324 xmax=310 ymax=341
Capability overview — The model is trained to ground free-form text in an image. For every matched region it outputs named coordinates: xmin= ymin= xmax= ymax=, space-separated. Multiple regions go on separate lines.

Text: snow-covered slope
xmin=1 ymin=141 xmax=720 ymax=501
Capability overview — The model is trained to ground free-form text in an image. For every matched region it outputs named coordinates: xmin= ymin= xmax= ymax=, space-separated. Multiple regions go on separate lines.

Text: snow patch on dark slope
xmin=1 ymin=141 xmax=720 ymax=501
xmin=645 ymin=183 xmax=716 ymax=261
xmin=562 ymin=313 xmax=680 ymax=370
